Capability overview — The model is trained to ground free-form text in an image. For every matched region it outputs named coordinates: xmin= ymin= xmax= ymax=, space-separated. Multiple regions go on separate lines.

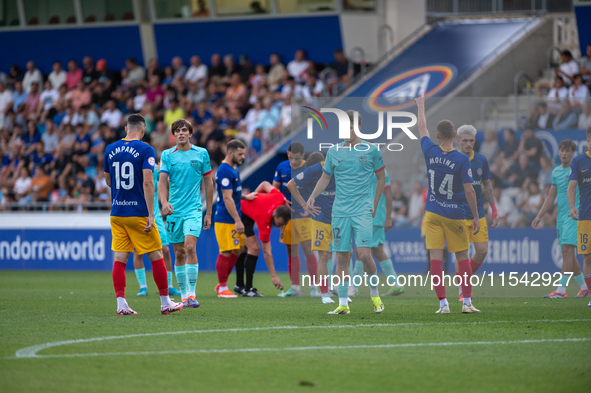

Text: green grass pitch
xmin=0 ymin=271 xmax=589 ymax=393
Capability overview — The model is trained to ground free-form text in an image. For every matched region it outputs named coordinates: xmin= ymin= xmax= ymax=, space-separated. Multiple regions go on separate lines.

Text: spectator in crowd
xmin=13 ymin=166 xmax=32 ymax=201
xmin=249 ymin=128 xmax=264 ymax=158
xmin=95 ymin=59 xmax=112 ymax=91
xmin=145 ymin=58 xmax=163 ymax=84
xmin=553 ymin=99 xmax=578 ymax=129
xmin=514 ymin=181 xmax=544 ymax=227
xmin=287 ymin=49 xmax=308 ymax=83
xmin=494 ymin=184 xmax=518 ymax=227
xmin=267 ymin=53 xmax=285 ymax=91
xmin=390 ymin=180 xmax=409 ymax=227
xmin=94 ymin=170 xmax=110 ymax=202
xmin=222 ymin=54 xmax=238 ymax=84
xmin=24 ymin=82 xmax=40 ymax=116
xmin=407 ymin=181 xmax=424 ymax=226
xmin=39 ymin=80 xmax=58 ymax=117
xmin=69 ymin=80 xmax=91 ymax=110
xmin=535 ymin=50 xmax=579 ymax=96
xmin=41 ymin=120 xmax=59 ymax=154
xmin=11 ymin=81 xmax=27 ymax=116
xmin=579 ymin=101 xmax=591 ymax=130
xmin=250 ymin=1 xmax=266 ymax=13
xmin=480 ymin=130 xmax=500 ymax=166
xmin=7 ymin=64 xmax=23 ymax=90
xmin=48 ymin=61 xmax=67 ymax=91
xmin=519 ymin=128 xmax=543 ymax=169
xmin=568 ymin=74 xmax=590 ymax=111
xmin=580 ymin=43 xmax=591 ymax=90
xmin=82 ymin=56 xmax=99 ymax=88
xmin=546 ymin=76 xmax=568 ymax=114
xmin=150 ymin=121 xmax=170 ymax=155
xmin=239 ymin=55 xmax=255 ymax=84
xmin=163 ymin=98 xmax=183 ymax=130
xmin=526 ymin=101 xmax=554 ymax=129
xmin=225 ymin=73 xmax=248 ymax=108
xmin=537 ymin=155 xmax=553 ymax=189
xmin=26 ymin=165 xmax=52 ymax=203
xmin=508 ymin=154 xmax=538 ymax=189
xmin=133 ymin=86 xmax=147 ymax=111
xmin=0 ymin=82 xmax=12 ymax=127
xmin=66 ymin=59 xmax=83 ymax=90
xmin=171 ymin=57 xmax=187 ymax=81
xmin=126 ymin=58 xmax=146 ymax=87
xmin=146 ymin=75 xmax=164 ymax=108
xmin=100 ymin=100 xmax=122 ymax=129
xmin=302 ymin=74 xmax=324 ymax=104
xmin=491 ymin=128 xmax=519 ymax=178
xmin=330 ymin=48 xmax=349 ymax=92
xmin=185 ymin=55 xmax=208 ymax=86
xmin=192 ymin=0 xmax=210 ymax=17
xmin=209 ymin=53 xmax=226 ymax=78
xmin=22 ymin=61 xmax=42 ymax=93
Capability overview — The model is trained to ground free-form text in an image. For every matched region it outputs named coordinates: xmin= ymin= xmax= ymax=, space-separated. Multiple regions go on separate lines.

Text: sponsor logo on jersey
xmin=477 ymin=168 xmax=482 ymax=176
xmin=366 ymin=64 xmax=456 ymax=112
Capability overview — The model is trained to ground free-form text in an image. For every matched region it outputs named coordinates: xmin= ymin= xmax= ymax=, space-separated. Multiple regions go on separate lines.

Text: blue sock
xmin=175 ymin=265 xmax=187 ymax=297
xmin=574 ymin=273 xmax=585 ymax=286
xmin=559 ymin=274 xmax=569 ymax=287
xmin=167 ymin=271 xmax=173 ymax=288
xmin=353 ymin=261 xmax=364 ymax=288
xmin=379 ymin=259 xmax=398 ymax=286
xmin=186 ymin=264 xmax=199 ymax=294
xmin=134 ymin=268 xmax=147 ymax=288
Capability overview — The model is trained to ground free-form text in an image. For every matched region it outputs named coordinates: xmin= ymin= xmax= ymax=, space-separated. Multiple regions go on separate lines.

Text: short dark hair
xmin=587 ymin=126 xmax=591 ymax=140
xmin=227 ymin=139 xmax=245 ymax=151
xmin=573 ymin=73 xmax=583 ymax=81
xmin=273 ymin=205 xmax=292 ymax=224
xmin=288 ymin=142 xmax=304 ymax=155
xmin=306 ymin=152 xmax=324 ymax=167
xmin=562 ymin=50 xmax=573 ymax=58
xmin=127 ymin=57 xmax=138 ymax=65
xmin=171 ymin=119 xmax=193 ymax=135
xmin=127 ymin=113 xmax=146 ymax=129
xmin=559 ymin=139 xmax=576 ymax=152
xmin=437 ymin=119 xmax=455 ymax=140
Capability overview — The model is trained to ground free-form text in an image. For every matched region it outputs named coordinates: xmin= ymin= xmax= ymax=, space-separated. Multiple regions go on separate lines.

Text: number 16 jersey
xmin=421 ymin=136 xmax=473 ymax=220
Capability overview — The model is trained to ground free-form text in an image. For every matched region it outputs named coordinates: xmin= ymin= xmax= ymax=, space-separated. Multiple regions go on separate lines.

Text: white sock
xmin=140 ymin=285 xmax=147 ymax=289
xmin=458 ymin=285 xmax=463 ymax=296
xmin=116 ymin=297 xmax=128 ymax=309
xmin=292 ymin=285 xmax=301 ymax=292
xmin=463 ymin=297 xmax=472 ymax=306
xmin=439 ymin=298 xmax=449 ymax=308
xmin=219 ymin=286 xmax=229 ymax=292
xmin=160 ymin=295 xmax=171 ymax=306
xmin=310 ymin=285 xmax=317 ymax=290
xmin=370 ymin=287 xmax=379 ymax=297
xmin=581 ymin=283 xmax=588 ymax=290
xmin=339 ymin=298 xmax=349 ymax=307
xmin=187 ymin=291 xmax=195 ymax=298
xmin=557 ymin=286 xmax=566 ymax=293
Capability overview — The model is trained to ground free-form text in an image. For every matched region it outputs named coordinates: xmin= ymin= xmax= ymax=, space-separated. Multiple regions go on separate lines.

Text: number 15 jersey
xmin=421 ymin=136 xmax=473 ymax=220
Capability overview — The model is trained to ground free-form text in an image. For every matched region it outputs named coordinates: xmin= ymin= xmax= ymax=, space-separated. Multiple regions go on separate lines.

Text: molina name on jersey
xmin=215 ymin=161 xmax=242 ymax=224
xmin=104 ymin=138 xmax=155 ymax=217
xmin=421 ymin=136 xmax=473 ymax=220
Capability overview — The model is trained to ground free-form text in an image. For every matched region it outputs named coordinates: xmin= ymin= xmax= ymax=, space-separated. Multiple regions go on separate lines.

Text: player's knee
xmin=249 ymin=242 xmax=260 ymax=255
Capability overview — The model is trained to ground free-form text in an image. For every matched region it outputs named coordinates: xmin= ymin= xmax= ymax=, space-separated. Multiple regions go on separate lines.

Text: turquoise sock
xmin=353 ymin=260 xmax=364 ymax=288
xmin=327 ymin=259 xmax=333 ymax=284
xmin=574 ymin=273 xmax=585 ymax=286
xmin=379 ymin=259 xmax=398 ymax=285
xmin=559 ymin=274 xmax=569 ymax=287
xmin=337 ymin=282 xmax=349 ymax=300
xmin=134 ymin=268 xmax=147 ymax=288
xmin=175 ymin=265 xmax=187 ymax=297
xmin=167 ymin=271 xmax=173 ymax=288
xmin=186 ymin=264 xmax=199 ymax=293
xmin=369 ymin=273 xmax=379 ymax=297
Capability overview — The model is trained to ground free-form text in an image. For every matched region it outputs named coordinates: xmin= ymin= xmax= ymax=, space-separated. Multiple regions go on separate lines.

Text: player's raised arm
xmin=203 ymin=172 xmax=214 ymax=230
xmin=532 ymin=185 xmax=558 ymax=229
xmin=415 ymin=91 xmax=430 ymax=140
xmin=143 ymin=168 xmax=155 ymax=232
xmin=568 ymin=180 xmax=579 ymax=220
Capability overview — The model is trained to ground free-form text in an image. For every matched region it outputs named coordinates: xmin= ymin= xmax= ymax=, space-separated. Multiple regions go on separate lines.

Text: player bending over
xmin=132 ymin=161 xmax=181 ymax=297
xmin=159 ymin=119 xmax=214 ymax=308
xmin=274 ymin=143 xmax=319 ymax=297
xmin=288 ymin=151 xmax=336 ymax=304
xmin=533 ymin=139 xmax=589 ymax=298
xmin=104 ymin=113 xmax=182 ymax=315
xmin=214 ymin=139 xmax=249 ymax=298
xmin=307 ymin=109 xmax=386 ymax=315
xmin=237 ymin=181 xmax=292 ymax=296
xmin=415 ymin=92 xmax=481 ymax=314
xmin=567 ymin=126 xmax=591 ymax=307
xmin=455 ymin=125 xmax=498 ymax=301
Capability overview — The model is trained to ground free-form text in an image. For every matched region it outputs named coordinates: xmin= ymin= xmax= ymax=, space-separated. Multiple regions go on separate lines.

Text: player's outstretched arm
xmin=203 ymin=173 xmax=214 ymax=230
xmin=384 ymin=184 xmax=393 ymax=231
xmin=532 ymin=185 xmax=557 ymax=229
xmin=262 ymin=241 xmax=283 ymax=289
xmin=373 ymin=169 xmax=386 ymax=219
xmin=142 ymin=168 xmax=155 ymax=232
xmin=307 ymin=172 xmax=330 ymax=211
xmin=415 ymin=91 xmax=430 ymax=140
xmin=463 ymin=182 xmax=480 ymax=235
xmin=158 ymin=172 xmax=173 ymax=216
xmin=568 ymin=180 xmax=579 ymax=220
xmin=254 ymin=181 xmax=274 ymax=194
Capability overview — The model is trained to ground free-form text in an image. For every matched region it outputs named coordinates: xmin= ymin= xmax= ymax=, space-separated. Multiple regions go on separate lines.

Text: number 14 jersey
xmin=421 ymin=136 xmax=473 ymax=220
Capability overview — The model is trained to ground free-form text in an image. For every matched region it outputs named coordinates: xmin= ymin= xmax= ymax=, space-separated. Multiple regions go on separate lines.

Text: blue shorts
xmin=331 ymin=214 xmax=373 ymax=252
xmin=165 ymin=212 xmax=202 ymax=244
xmin=557 ymin=218 xmax=577 ymax=247
xmin=155 ymin=213 xmax=169 ymax=247
xmin=370 ymin=225 xmax=385 ymax=248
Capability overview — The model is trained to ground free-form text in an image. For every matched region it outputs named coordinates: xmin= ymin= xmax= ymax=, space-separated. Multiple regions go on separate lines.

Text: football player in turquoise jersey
xmin=455 ymin=125 xmax=499 ymax=301
xmin=351 ymin=169 xmax=404 ymax=296
xmin=415 ymin=92 xmax=481 ymax=315
xmin=132 ymin=162 xmax=182 ymax=297
xmin=307 ymin=110 xmax=386 ymax=315
xmin=567 ymin=126 xmax=591 ymax=307
xmin=103 ymin=113 xmax=183 ymax=316
xmin=534 ymin=139 xmax=589 ymax=298
xmin=214 ymin=139 xmax=248 ymax=298
xmin=159 ymin=119 xmax=214 ymax=308
xmin=274 ymin=143 xmax=319 ymax=298
xmin=288 ymin=151 xmax=336 ymax=304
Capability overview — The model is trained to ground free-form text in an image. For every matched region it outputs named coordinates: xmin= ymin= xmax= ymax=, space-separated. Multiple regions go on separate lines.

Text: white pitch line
xmin=6 ymin=338 xmax=591 ymax=360
xmin=11 ymin=318 xmax=591 ymax=359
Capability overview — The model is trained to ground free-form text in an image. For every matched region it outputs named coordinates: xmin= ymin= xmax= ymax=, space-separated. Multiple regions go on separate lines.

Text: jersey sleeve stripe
xmin=375 ymin=165 xmax=385 ymax=173
xmin=203 ymin=169 xmax=212 ymax=176
xmin=159 ymin=170 xmax=169 ymax=174
xmin=322 ymin=168 xmax=330 ymax=175
xmin=384 ymin=184 xmax=391 ymax=188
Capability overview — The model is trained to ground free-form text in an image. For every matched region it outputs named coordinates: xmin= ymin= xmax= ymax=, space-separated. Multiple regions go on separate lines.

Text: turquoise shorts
xmin=331 ymin=214 xmax=373 ymax=252
xmin=165 ymin=213 xmax=202 ymax=244
xmin=154 ymin=213 xmax=169 ymax=247
xmin=557 ymin=218 xmax=577 ymax=247
xmin=370 ymin=225 xmax=385 ymax=248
